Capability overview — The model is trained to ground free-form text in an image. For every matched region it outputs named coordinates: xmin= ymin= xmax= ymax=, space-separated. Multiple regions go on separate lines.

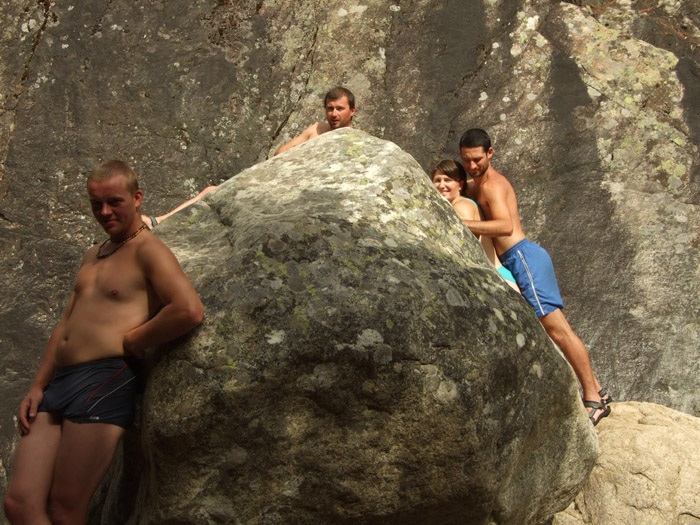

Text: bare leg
xmin=48 ymin=420 xmax=125 ymax=525
xmin=4 ymin=412 xmax=62 ymax=524
xmin=539 ymin=309 xmax=606 ymax=418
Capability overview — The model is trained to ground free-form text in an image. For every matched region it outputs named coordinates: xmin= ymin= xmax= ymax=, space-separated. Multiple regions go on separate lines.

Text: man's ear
xmin=487 ymin=147 xmax=494 ymax=159
xmin=133 ymin=189 xmax=144 ymax=207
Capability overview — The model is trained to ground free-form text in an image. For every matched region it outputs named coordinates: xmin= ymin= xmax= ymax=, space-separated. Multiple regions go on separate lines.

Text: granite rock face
xmin=100 ymin=130 xmax=596 ymax=524
xmin=1 ymin=0 xmax=699 ymax=518
xmin=554 ymin=402 xmax=700 ymax=525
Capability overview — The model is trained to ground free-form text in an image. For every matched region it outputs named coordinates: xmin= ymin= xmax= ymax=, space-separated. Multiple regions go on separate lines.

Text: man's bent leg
xmin=48 ymin=420 xmax=125 ymax=525
xmin=539 ymin=308 xmax=603 ymax=402
xmin=4 ymin=412 xmax=62 ymax=524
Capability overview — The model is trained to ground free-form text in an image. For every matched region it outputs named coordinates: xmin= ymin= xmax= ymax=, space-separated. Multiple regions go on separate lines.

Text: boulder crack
xmin=269 ymin=24 xmax=319 ymax=148
xmin=17 ymin=0 xmax=52 ymax=93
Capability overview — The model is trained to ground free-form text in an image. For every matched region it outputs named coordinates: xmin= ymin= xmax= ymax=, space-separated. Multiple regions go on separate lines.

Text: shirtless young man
xmin=4 ymin=160 xmax=204 ymax=524
xmin=274 ymin=86 xmax=356 ymax=155
xmin=458 ymin=128 xmax=611 ymax=426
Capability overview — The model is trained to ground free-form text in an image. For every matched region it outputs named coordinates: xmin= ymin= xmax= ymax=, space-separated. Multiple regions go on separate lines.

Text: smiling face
xmin=88 ymin=174 xmax=143 ymax=239
xmin=459 ymin=146 xmax=493 ymax=178
xmin=432 ymin=171 xmax=464 ymax=203
xmin=325 ymin=95 xmax=355 ymax=129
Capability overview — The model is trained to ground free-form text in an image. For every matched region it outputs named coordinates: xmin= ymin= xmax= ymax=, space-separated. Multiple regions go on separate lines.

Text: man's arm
xmin=155 ymin=186 xmax=217 ymax=223
xmin=18 ymin=292 xmax=78 ymax=434
xmin=462 ymin=183 xmax=514 ymax=237
xmin=123 ymin=239 xmax=204 ymax=357
xmin=274 ymin=123 xmax=321 ymax=155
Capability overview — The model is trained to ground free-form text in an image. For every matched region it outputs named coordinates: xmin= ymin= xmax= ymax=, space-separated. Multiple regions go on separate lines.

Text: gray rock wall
xmin=1 ymin=0 xmax=699 ymax=519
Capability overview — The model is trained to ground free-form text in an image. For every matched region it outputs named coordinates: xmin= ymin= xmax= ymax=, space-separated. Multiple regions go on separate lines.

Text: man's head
xmin=88 ymin=159 xmax=140 ymax=195
xmin=324 ymin=86 xmax=356 ymax=129
xmin=459 ymin=128 xmax=494 ymax=178
xmin=459 ymin=128 xmax=491 ymax=151
xmin=87 ymin=160 xmax=144 ymax=237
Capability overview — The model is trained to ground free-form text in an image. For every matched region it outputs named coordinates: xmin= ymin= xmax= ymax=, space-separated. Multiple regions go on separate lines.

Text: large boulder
xmin=97 ymin=129 xmax=599 ymax=524
xmin=554 ymin=402 xmax=700 ymax=525
xmin=2 ymin=0 xmax=699 ymax=515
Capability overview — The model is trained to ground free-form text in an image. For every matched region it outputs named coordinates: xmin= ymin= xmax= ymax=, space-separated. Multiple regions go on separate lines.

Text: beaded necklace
xmin=97 ymin=223 xmax=148 ymax=259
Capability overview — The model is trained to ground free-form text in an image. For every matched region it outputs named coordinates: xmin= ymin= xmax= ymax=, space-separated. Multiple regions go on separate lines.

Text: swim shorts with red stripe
xmin=38 ymin=357 xmax=141 ymax=428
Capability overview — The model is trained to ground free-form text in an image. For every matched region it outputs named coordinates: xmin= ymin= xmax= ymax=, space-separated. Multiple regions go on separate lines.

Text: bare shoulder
xmin=134 ymin=232 xmax=180 ymax=270
xmin=492 ymin=170 xmax=513 ymax=189
xmin=315 ymin=122 xmax=332 ymax=136
xmin=83 ymin=244 xmax=100 ymax=263
xmin=303 ymin=121 xmax=330 ymax=139
xmin=482 ymin=170 xmax=512 ymax=196
xmin=453 ymin=198 xmax=480 ymax=221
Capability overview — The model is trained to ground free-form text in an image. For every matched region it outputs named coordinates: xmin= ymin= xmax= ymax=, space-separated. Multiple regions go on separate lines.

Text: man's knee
xmin=48 ymin=495 xmax=87 ymax=525
xmin=48 ymin=474 xmax=96 ymax=525
xmin=540 ymin=309 xmax=570 ymax=338
xmin=4 ymin=488 xmax=46 ymax=524
xmin=542 ymin=322 xmax=568 ymax=345
xmin=4 ymin=491 xmax=21 ymax=523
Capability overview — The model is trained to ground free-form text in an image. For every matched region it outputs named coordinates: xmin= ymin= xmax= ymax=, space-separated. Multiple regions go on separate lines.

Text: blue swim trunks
xmin=38 ymin=357 xmax=141 ymax=428
xmin=499 ymin=238 xmax=564 ymax=317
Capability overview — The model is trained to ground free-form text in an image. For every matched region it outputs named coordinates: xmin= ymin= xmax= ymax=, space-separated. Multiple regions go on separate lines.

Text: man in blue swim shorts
xmin=4 ymin=160 xmax=204 ymax=524
xmin=457 ymin=128 xmax=611 ymax=427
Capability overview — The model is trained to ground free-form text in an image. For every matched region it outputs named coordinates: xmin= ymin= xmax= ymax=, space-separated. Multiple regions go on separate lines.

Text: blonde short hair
xmin=87 ymin=159 xmax=139 ymax=195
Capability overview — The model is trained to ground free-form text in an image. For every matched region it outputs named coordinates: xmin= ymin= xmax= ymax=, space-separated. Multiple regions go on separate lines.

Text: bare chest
xmin=75 ymin=252 xmax=148 ymax=302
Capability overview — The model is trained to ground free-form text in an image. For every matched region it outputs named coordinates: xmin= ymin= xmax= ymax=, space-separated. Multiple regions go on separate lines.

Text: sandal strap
xmin=584 ymin=399 xmax=611 ymax=426
xmin=598 ymin=388 xmax=613 ymax=404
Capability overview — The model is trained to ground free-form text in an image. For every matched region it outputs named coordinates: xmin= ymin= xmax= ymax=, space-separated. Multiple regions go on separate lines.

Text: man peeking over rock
xmin=274 ymin=86 xmax=356 ymax=155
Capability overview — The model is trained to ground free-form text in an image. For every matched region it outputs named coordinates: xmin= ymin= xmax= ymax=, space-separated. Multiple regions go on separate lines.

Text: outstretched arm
xmin=122 ymin=240 xmax=204 ymax=357
xmin=155 ymin=186 xmax=217 ymax=224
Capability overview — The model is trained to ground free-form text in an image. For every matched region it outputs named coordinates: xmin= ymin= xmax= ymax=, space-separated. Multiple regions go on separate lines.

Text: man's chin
xmin=100 ymin=221 xmax=120 ymax=233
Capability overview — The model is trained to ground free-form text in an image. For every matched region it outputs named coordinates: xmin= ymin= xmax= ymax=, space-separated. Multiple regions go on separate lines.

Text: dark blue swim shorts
xmin=38 ymin=357 xmax=141 ymax=428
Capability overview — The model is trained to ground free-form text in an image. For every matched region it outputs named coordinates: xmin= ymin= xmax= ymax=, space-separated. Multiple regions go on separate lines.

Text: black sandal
xmin=598 ymin=388 xmax=613 ymax=405
xmin=584 ymin=399 xmax=611 ymax=426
